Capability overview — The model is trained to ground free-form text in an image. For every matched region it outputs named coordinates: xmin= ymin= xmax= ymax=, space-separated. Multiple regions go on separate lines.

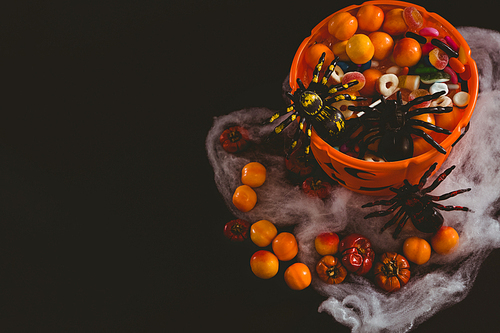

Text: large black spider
xmin=264 ymin=52 xmax=365 ymax=159
xmin=345 ymin=90 xmax=453 ymax=161
xmin=362 ymin=162 xmax=472 ymax=239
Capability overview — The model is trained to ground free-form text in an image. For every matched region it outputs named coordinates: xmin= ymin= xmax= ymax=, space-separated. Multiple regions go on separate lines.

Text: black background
xmin=1 ymin=0 xmax=499 ymax=331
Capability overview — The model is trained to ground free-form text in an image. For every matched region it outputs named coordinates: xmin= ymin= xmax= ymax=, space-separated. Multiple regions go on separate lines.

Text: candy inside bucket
xmin=289 ymin=0 xmax=478 ymax=195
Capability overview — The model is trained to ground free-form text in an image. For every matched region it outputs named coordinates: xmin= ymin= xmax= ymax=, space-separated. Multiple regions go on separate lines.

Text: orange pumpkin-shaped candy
xmin=373 ymin=252 xmax=411 ymax=292
xmin=328 ymin=12 xmax=358 ymax=40
xmin=316 ymin=255 xmax=347 ymax=284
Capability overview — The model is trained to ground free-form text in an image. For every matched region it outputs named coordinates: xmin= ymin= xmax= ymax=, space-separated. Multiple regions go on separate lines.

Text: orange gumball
xmin=382 ymin=8 xmax=408 ymax=36
xmin=359 ymin=68 xmax=383 ymax=96
xmin=284 ymin=263 xmax=311 ymax=290
xmin=305 ymin=43 xmax=335 ymax=69
xmin=403 ymin=237 xmax=431 ymax=265
xmin=332 ymin=40 xmax=350 ymax=62
xmin=356 ymin=4 xmax=384 ymax=32
xmin=369 ymin=31 xmax=394 ymax=60
xmin=250 ymin=250 xmax=279 ymax=279
xmin=250 ymin=220 xmax=278 ymax=247
xmin=241 ymin=162 xmax=266 ymax=187
xmin=393 ymin=37 xmax=422 ymax=67
xmin=232 ymin=185 xmax=257 ymax=212
xmin=272 ymin=232 xmax=298 ymax=261
xmin=431 ymin=226 xmax=460 ymax=255
xmin=346 ymin=34 xmax=374 ymax=64
xmin=328 ymin=12 xmax=358 ymax=41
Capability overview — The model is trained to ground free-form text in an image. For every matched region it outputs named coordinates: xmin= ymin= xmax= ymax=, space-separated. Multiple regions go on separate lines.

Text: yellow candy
xmin=458 ymin=46 xmax=468 ymax=65
xmin=332 ymin=40 xmax=351 ymax=61
xmin=346 ymin=34 xmax=374 ymax=64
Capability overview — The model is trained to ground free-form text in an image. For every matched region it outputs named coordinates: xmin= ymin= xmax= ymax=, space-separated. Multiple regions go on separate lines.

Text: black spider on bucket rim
xmin=345 ymin=90 xmax=453 ymax=162
xmin=362 ymin=162 xmax=472 ymax=239
xmin=264 ymin=52 xmax=365 ymax=160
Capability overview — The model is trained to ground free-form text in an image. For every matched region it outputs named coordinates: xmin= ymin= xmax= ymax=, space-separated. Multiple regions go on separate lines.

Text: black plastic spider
xmin=345 ymin=90 xmax=453 ymax=161
xmin=264 ymin=52 xmax=365 ymax=159
xmin=362 ymin=162 xmax=472 ymax=239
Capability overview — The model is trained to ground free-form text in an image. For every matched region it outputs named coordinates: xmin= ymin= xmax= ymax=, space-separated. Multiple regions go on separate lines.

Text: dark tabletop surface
xmin=1 ymin=1 xmax=499 ymax=331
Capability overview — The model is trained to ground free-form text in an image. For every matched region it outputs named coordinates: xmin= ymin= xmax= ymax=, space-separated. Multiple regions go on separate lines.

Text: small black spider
xmin=345 ymin=90 xmax=453 ymax=161
xmin=264 ymin=52 xmax=365 ymax=159
xmin=362 ymin=162 xmax=472 ymax=239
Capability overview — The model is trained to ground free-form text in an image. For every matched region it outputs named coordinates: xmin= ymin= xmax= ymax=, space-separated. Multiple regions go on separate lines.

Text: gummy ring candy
xmin=328 ymin=65 xmax=345 ymax=84
xmin=377 ymin=73 xmax=399 ymax=97
xmin=430 ymin=95 xmax=453 ymax=108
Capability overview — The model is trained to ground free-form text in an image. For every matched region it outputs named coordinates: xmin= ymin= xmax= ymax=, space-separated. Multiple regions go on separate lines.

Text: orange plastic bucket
xmin=289 ymin=0 xmax=478 ymax=196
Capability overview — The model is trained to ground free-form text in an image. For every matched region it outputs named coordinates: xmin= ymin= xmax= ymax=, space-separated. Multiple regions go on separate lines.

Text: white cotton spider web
xmin=206 ymin=27 xmax=500 ymax=332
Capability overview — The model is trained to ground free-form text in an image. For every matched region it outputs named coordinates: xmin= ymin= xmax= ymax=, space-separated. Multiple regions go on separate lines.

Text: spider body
xmin=362 ymin=163 xmax=472 ymax=239
xmin=346 ymin=91 xmax=453 ymax=161
xmin=265 ymin=53 xmax=365 ymax=158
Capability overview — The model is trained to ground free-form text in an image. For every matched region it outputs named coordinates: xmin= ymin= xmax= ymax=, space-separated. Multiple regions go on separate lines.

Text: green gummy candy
xmin=420 ymin=71 xmax=451 ymax=84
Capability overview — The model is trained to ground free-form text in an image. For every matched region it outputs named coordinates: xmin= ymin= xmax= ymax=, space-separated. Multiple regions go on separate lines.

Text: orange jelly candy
xmin=232 ymin=185 xmax=257 ymax=212
xmin=241 ymin=162 xmax=266 ymax=187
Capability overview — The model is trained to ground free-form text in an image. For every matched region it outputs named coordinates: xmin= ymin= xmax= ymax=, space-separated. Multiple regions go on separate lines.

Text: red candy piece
xmin=460 ymin=65 xmax=472 ymax=80
xmin=444 ymin=66 xmax=458 ymax=84
xmin=449 ymin=57 xmax=465 ymax=73
xmin=421 ymin=42 xmax=435 ymax=55
xmin=419 ymin=27 xmax=439 ymax=37
xmin=444 ymin=36 xmax=459 ymax=52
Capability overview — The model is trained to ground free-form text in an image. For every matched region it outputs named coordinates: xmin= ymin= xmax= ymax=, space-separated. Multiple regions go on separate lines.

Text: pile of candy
xmin=222 ymin=160 xmax=463 ymax=292
xmin=299 ymin=4 xmax=472 ymax=160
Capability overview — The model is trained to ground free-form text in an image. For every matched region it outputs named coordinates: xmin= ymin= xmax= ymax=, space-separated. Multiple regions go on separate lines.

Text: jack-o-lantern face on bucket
xmin=310 ymin=128 xmax=450 ymax=196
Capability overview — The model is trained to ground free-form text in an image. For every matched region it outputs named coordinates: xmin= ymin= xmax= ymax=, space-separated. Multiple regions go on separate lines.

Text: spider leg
xmin=305 ymin=53 xmax=326 ymax=94
xmin=296 ymin=78 xmax=307 ymax=91
xmin=409 ymin=127 xmax=447 ymax=154
xmin=303 ymin=122 xmax=314 ymax=160
xmin=342 ymin=118 xmax=363 ymax=141
xmin=321 ymin=56 xmax=340 ymax=86
xmin=363 ymin=202 xmax=401 ymax=218
xmin=265 ymin=111 xmax=299 ymax=142
xmin=407 ymin=119 xmax=451 ymax=134
xmin=347 ymin=105 xmax=373 ymax=113
xmin=362 ymin=197 xmax=398 ymax=208
xmin=428 ymin=188 xmax=471 ymax=201
xmin=358 ymin=133 xmax=383 ymax=158
xmin=396 ymin=90 xmax=403 ymax=106
xmin=263 ymin=102 xmax=295 ymax=124
xmin=380 ymin=207 xmax=405 ymax=233
xmin=418 ymin=162 xmax=438 ymax=189
xmin=392 ymin=213 xmax=410 ymax=239
xmin=433 ymin=203 xmax=473 ymax=212
xmin=327 ymin=81 xmax=359 ymax=96
xmin=406 ymin=106 xmax=453 ymax=118
xmin=327 ymin=93 xmax=366 ymax=103
xmin=312 ymin=52 xmax=326 ymax=84
xmin=422 ymin=165 xmax=456 ymax=194
xmin=349 ymin=126 xmax=381 ymax=145
xmin=286 ymin=117 xmax=307 ymax=158
xmin=404 ymin=90 xmax=446 ymax=110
